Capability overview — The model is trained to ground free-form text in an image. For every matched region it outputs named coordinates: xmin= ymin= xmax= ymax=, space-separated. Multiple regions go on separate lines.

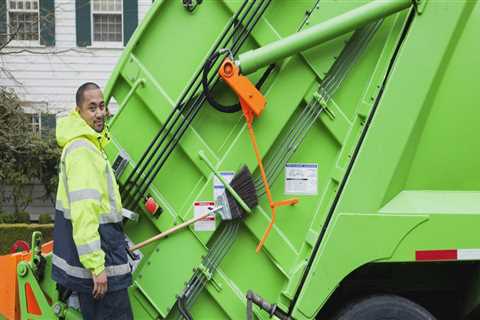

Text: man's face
xmin=77 ymin=88 xmax=106 ymax=133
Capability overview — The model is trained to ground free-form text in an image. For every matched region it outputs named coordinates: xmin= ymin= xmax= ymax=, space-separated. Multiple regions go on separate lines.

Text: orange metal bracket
xmin=219 ymin=58 xmax=299 ymax=253
xmin=218 ymin=59 xmax=266 ymax=121
xmin=0 ymin=241 xmax=53 ymax=320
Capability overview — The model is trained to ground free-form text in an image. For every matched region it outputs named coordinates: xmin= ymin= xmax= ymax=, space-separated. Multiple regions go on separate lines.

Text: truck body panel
xmin=2 ymin=0 xmax=480 ymax=319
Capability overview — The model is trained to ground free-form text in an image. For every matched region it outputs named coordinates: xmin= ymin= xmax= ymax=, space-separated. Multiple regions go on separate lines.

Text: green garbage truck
xmin=2 ymin=0 xmax=480 ymax=319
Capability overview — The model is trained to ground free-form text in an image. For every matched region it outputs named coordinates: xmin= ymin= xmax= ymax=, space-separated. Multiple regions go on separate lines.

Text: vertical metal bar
xmin=119 ymin=78 xmax=144 ymax=110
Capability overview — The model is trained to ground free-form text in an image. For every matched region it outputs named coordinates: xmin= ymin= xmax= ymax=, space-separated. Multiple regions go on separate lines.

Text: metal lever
xmin=246 ymin=290 xmax=291 ymax=320
xmin=121 ymin=208 xmax=139 ymax=222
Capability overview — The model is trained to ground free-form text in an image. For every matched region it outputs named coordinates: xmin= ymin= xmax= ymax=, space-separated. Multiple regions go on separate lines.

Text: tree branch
xmin=0 ymin=25 xmax=21 ymax=51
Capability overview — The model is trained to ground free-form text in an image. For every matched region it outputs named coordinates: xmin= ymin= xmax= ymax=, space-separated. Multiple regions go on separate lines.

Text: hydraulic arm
xmin=218 ymin=0 xmax=414 ymax=252
xmin=237 ymin=0 xmax=413 ymax=74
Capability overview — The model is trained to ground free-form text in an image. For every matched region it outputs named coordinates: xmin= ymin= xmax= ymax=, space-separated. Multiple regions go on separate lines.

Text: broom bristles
xmin=225 ymin=165 xmax=258 ymax=219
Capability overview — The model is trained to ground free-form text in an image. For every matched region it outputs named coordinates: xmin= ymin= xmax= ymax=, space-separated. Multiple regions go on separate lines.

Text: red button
xmin=145 ymin=197 xmax=159 ymax=214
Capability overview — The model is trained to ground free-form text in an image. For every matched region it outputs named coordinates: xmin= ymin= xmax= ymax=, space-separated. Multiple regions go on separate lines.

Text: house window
xmin=42 ymin=113 xmax=56 ymax=135
xmin=92 ymin=0 xmax=123 ymax=42
xmin=76 ymin=0 xmax=137 ymax=47
xmin=7 ymin=0 xmax=40 ymax=41
xmin=27 ymin=112 xmax=56 ymax=136
xmin=30 ymin=112 xmax=41 ymax=134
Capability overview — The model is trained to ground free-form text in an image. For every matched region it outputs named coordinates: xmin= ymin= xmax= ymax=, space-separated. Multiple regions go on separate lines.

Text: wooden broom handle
xmin=129 ymin=206 xmax=224 ymax=252
xmin=129 ymin=212 xmax=210 ymax=252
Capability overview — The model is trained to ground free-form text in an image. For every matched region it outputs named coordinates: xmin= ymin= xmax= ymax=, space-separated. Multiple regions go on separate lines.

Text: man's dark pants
xmin=78 ymin=288 xmax=133 ymax=320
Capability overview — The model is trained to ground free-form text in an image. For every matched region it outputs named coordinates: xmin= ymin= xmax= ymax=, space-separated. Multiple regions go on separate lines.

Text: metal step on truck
xmin=1 ymin=0 xmax=480 ymax=319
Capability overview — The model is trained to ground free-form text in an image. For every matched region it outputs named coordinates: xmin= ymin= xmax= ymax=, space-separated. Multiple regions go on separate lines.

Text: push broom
xmin=129 ymin=151 xmax=257 ymax=252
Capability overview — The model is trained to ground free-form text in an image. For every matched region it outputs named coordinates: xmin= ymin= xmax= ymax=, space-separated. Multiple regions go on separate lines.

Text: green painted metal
xmin=99 ymin=0 xmax=416 ymax=316
xmin=17 ymin=232 xmax=58 ymax=319
xmin=15 ymin=0 xmax=480 ymax=318
xmin=292 ymin=0 xmax=480 ymax=318
xmin=237 ymin=0 xmax=412 ymax=74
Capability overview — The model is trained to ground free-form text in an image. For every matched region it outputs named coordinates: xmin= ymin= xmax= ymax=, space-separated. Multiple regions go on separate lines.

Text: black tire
xmin=334 ymin=294 xmax=436 ymax=320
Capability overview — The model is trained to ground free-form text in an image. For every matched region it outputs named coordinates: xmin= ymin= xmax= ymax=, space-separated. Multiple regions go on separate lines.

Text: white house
xmin=0 ymin=0 xmax=153 ymax=126
xmin=0 ymin=0 xmax=153 ymax=219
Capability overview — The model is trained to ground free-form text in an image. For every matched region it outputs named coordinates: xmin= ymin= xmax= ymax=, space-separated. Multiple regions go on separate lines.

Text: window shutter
xmin=75 ymin=0 xmax=91 ymax=47
xmin=39 ymin=0 xmax=55 ymax=46
xmin=41 ymin=113 xmax=56 ymax=137
xmin=0 ymin=0 xmax=7 ymax=46
xmin=123 ymin=0 xmax=138 ymax=46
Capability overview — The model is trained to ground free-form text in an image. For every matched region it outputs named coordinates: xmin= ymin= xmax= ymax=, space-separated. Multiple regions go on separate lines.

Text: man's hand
xmin=92 ymin=271 xmax=108 ymax=299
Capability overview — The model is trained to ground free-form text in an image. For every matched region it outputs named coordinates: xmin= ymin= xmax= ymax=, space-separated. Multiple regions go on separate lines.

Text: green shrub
xmin=0 ymin=224 xmax=53 ymax=254
xmin=16 ymin=211 xmax=31 ymax=224
xmin=0 ymin=213 xmax=16 ymax=224
xmin=38 ymin=213 xmax=52 ymax=224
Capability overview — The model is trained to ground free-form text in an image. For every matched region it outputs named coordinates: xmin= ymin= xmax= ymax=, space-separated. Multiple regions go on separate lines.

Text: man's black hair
xmin=76 ymin=82 xmax=101 ymax=107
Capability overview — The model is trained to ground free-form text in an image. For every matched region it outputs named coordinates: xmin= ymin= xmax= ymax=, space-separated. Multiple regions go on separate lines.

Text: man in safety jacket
xmin=52 ymin=82 xmax=133 ymax=319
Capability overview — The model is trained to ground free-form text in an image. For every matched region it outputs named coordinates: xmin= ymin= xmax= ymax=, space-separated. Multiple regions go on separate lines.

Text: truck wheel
xmin=334 ymin=294 xmax=436 ymax=320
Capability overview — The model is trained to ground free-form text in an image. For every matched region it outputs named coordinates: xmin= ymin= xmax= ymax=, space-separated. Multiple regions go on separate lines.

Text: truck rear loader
xmin=1 ymin=0 xmax=480 ymax=319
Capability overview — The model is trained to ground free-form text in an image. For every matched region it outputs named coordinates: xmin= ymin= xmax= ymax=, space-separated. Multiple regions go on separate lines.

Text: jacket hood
xmin=56 ymin=110 xmax=110 ymax=149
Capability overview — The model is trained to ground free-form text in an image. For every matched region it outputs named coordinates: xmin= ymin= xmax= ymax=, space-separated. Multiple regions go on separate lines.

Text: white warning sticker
xmin=213 ymin=171 xmax=235 ymax=199
xmin=285 ymin=163 xmax=318 ymax=195
xmin=193 ymin=201 xmax=216 ymax=232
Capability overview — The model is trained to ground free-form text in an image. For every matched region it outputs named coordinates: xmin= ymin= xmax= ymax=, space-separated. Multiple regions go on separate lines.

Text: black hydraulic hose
xmin=122 ymin=0 xmax=261 ymax=206
xmin=129 ymin=10 xmax=270 ymax=203
xmin=129 ymin=0 xmax=270 ymax=208
xmin=202 ymin=51 xmax=276 ymax=114
xmin=128 ymin=0 xmax=271 ymax=208
xmin=200 ymin=0 xmax=273 ymax=113
xmin=125 ymin=0 xmax=273 ymax=209
xmin=121 ymin=0 xmax=252 ymax=202
xmin=121 ymin=0 xmax=253 ymax=206
xmin=255 ymin=63 xmax=276 ymax=89
xmin=202 ymin=51 xmax=241 ymax=113
xmin=202 ymin=0 xmax=275 ymax=114
xmin=121 ymin=0 xmax=250 ymax=204
xmin=297 ymin=0 xmax=321 ymax=31
xmin=230 ymin=0 xmax=272 ymax=55
xmin=177 ymin=296 xmax=193 ymax=320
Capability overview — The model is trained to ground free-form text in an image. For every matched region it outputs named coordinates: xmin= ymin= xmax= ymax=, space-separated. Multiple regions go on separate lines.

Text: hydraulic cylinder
xmin=238 ymin=0 xmax=412 ymax=74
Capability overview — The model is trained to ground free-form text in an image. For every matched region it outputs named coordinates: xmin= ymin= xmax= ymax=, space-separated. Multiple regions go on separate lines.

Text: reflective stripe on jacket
xmin=52 ymin=110 xmax=131 ymax=293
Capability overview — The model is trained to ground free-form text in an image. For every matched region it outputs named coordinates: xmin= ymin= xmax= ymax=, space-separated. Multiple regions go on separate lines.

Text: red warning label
xmin=193 ymin=201 xmax=216 ymax=231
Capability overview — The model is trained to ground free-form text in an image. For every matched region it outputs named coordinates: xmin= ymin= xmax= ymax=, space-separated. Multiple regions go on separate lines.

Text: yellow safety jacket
xmin=51 ymin=110 xmax=131 ymax=293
